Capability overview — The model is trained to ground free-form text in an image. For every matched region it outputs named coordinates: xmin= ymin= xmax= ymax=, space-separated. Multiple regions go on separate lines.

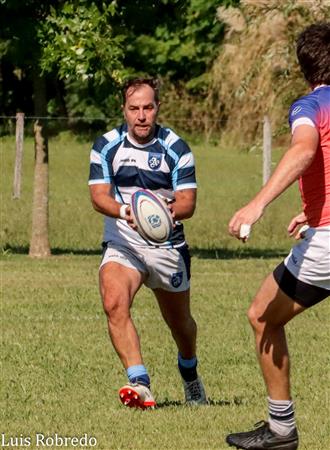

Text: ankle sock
xmin=178 ymin=353 xmax=198 ymax=382
xmin=126 ymin=364 xmax=150 ymax=387
xmin=268 ymin=397 xmax=296 ymax=436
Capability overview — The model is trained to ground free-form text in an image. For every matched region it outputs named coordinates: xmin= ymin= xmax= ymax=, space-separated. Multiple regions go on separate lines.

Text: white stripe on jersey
xmin=163 ymin=128 xmax=180 ymax=148
xmin=176 ymin=183 xmax=197 ymax=190
xmin=112 ymin=144 xmax=170 ymax=175
xmin=177 ymin=152 xmax=195 ymax=169
xmin=88 ymin=179 xmax=109 ymax=185
xmin=90 ymin=149 xmax=102 ymax=164
xmin=291 ymin=117 xmax=315 ymax=134
xmin=104 ymin=128 xmax=122 ymax=142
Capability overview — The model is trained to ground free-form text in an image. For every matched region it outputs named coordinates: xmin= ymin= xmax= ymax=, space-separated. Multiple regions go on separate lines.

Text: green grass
xmin=1 ymin=134 xmax=329 ymax=449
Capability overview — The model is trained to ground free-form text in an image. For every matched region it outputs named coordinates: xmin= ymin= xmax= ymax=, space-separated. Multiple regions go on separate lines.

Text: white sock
xmin=268 ymin=397 xmax=296 ymax=436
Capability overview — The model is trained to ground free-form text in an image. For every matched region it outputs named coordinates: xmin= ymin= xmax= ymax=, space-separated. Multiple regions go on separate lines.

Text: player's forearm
xmin=251 ymin=143 xmax=316 ymax=211
xmin=172 ymin=188 xmax=197 ymax=220
xmin=90 ymin=192 xmax=124 ymax=219
xmin=172 ymin=202 xmax=196 ymax=220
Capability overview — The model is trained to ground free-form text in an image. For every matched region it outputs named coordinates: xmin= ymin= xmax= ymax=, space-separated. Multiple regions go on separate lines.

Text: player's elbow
xmin=90 ymin=196 xmax=103 ymax=213
xmin=189 ymin=204 xmax=196 ymax=218
xmin=183 ymin=203 xmax=196 ymax=219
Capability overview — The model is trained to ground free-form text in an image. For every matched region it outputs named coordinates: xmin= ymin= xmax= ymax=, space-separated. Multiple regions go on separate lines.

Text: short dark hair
xmin=296 ymin=22 xmax=330 ymax=86
xmin=121 ymin=78 xmax=160 ymax=104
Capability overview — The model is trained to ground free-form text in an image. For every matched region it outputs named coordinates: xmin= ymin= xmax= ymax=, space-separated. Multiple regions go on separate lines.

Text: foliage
xmin=1 ymin=0 xmax=232 ymax=135
xmin=120 ymin=0 xmax=227 ymax=89
xmin=4 ymin=0 xmax=328 ymax=141
xmin=0 ymin=0 xmax=57 ymax=115
xmin=39 ymin=1 xmax=125 ymax=85
xmin=208 ymin=0 xmax=330 ymax=147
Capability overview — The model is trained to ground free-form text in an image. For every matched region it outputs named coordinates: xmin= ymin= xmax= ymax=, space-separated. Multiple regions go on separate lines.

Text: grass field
xmin=1 ymin=134 xmax=329 ymax=450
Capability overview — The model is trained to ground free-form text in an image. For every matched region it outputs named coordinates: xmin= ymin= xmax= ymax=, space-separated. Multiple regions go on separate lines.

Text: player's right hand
xmin=228 ymin=201 xmax=264 ymax=242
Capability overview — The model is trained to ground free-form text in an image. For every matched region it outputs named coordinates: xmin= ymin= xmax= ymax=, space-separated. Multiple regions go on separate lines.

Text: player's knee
xmin=247 ymin=302 xmax=263 ymax=331
xmin=102 ymin=291 xmax=128 ymax=321
xmin=189 ymin=316 xmax=197 ymax=333
xmin=178 ymin=315 xmax=196 ymax=336
xmin=168 ymin=314 xmax=196 ymax=335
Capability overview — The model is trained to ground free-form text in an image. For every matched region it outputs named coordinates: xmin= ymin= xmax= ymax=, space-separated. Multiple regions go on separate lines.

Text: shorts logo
xmin=148 ymin=153 xmax=162 ymax=170
xmin=292 ymin=106 xmax=302 ymax=116
xmin=171 ymin=272 xmax=183 ymax=288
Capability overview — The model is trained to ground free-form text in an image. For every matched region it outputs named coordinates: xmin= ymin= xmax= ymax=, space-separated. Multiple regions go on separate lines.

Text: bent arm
xmin=172 ymin=188 xmax=197 ymax=221
xmin=229 ymin=125 xmax=319 ymax=238
xmin=89 ymin=184 xmax=129 ymax=219
xmin=249 ymin=125 xmax=318 ymax=210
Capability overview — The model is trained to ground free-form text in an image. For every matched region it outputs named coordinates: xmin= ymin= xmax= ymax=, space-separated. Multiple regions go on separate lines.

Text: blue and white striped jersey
xmin=89 ymin=123 xmax=197 ymax=248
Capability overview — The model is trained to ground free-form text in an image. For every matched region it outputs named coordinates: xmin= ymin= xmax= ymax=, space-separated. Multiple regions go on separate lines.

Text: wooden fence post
xmin=13 ymin=112 xmax=25 ymax=199
xmin=263 ymin=114 xmax=272 ymax=185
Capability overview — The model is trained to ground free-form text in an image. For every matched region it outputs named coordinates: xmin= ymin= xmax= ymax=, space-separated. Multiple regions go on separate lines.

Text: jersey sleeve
xmin=171 ymin=140 xmax=197 ymax=191
xmin=88 ymin=136 xmax=113 ymax=185
xmin=288 ymin=96 xmax=318 ymax=134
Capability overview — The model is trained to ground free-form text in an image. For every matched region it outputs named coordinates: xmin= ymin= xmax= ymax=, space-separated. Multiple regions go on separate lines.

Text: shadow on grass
xmin=2 ymin=245 xmax=101 ymax=256
xmin=2 ymin=245 xmax=287 ymax=260
xmin=191 ymin=247 xmax=287 ymax=260
xmin=156 ymin=396 xmax=244 ymax=408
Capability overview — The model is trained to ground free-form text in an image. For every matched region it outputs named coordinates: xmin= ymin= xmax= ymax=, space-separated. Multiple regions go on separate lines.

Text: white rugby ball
xmin=130 ymin=189 xmax=173 ymax=243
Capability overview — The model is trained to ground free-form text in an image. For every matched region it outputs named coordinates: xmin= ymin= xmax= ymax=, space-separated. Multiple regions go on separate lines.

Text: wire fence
xmin=1 ymin=112 xmax=273 ymax=201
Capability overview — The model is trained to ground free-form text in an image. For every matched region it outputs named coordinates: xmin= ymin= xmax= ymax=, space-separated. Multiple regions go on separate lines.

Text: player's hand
xmin=287 ymin=212 xmax=308 ymax=239
xmin=167 ymin=202 xmax=176 ymax=228
xmin=121 ymin=205 xmax=138 ymax=230
xmin=228 ymin=201 xmax=264 ymax=243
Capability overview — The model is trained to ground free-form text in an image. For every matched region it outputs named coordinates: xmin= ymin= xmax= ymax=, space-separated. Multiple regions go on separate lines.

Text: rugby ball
xmin=130 ymin=189 xmax=173 ymax=243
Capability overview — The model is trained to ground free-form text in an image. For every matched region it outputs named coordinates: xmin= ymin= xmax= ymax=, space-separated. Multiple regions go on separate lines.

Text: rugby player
xmin=88 ymin=78 xmax=206 ymax=409
xmin=226 ymin=22 xmax=330 ymax=449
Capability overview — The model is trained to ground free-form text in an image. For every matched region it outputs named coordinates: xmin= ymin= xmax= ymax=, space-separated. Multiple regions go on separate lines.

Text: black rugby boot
xmin=226 ymin=421 xmax=298 ymax=449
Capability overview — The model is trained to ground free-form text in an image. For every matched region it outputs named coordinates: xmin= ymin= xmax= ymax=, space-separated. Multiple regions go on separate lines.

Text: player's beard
xmin=132 ymin=124 xmax=155 ymax=144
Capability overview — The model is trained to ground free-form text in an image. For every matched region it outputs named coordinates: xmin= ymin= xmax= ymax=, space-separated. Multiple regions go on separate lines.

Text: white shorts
xmin=100 ymin=243 xmax=191 ymax=292
xmin=284 ymin=226 xmax=330 ymax=290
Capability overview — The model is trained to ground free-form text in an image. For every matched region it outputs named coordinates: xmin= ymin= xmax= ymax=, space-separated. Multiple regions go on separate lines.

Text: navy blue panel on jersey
xmin=171 ymin=138 xmax=192 ymax=157
xmin=89 ymin=162 xmax=104 ymax=181
xmin=115 ymin=166 xmax=172 ymax=190
xmin=93 ymin=135 xmax=111 ymax=153
xmin=164 ymin=152 xmax=176 ymax=172
xmin=176 ymin=167 xmax=196 ymax=185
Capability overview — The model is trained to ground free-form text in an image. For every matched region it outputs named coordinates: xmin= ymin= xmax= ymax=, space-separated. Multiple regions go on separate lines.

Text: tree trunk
xmin=29 ymin=74 xmax=51 ymax=257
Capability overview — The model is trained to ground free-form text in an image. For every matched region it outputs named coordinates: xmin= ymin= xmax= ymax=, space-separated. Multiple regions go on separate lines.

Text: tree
xmin=0 ymin=0 xmax=56 ymax=256
xmin=1 ymin=0 xmax=125 ymax=256
xmin=29 ymin=73 xmax=51 ymax=257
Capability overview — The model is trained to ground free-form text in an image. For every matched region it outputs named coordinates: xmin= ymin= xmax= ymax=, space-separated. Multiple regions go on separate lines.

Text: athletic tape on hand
xmin=239 ymin=224 xmax=251 ymax=239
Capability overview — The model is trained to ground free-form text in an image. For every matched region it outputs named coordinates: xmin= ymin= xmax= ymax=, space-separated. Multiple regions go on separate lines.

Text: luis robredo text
xmin=1 ymin=433 xmax=97 ymax=447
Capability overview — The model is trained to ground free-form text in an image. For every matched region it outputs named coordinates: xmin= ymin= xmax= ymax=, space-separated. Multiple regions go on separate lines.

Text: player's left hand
xmin=167 ymin=202 xmax=176 ymax=229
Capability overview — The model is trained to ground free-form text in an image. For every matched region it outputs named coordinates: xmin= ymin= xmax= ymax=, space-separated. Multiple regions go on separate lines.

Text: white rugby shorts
xmin=284 ymin=225 xmax=330 ymax=290
xmin=100 ymin=243 xmax=190 ymax=292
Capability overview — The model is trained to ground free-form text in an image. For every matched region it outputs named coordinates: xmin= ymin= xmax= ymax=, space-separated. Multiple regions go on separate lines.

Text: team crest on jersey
xmin=148 ymin=153 xmax=162 ymax=170
xmin=171 ymin=272 xmax=183 ymax=288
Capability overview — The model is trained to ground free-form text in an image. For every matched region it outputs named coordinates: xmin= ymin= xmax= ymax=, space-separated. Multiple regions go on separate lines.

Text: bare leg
xmin=100 ymin=262 xmax=145 ymax=369
xmin=153 ymin=288 xmax=197 ymax=358
xmin=248 ymin=273 xmax=305 ymax=400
